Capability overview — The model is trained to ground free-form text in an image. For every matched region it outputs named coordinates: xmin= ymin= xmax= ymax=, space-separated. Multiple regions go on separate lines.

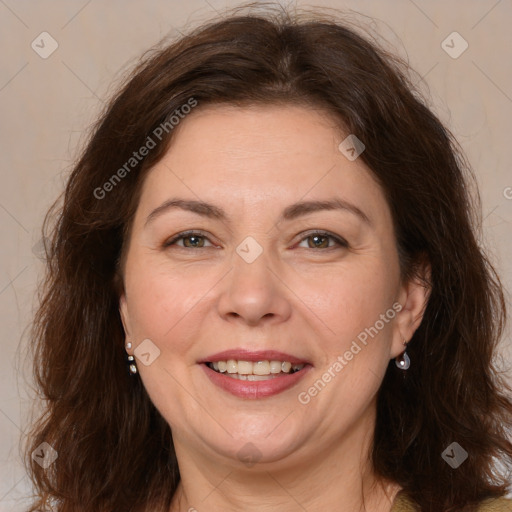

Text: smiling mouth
xmin=206 ymin=360 xmax=306 ymax=381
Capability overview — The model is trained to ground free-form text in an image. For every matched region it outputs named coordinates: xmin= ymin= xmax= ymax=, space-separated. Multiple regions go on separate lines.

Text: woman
xmin=25 ymin=4 xmax=512 ymax=511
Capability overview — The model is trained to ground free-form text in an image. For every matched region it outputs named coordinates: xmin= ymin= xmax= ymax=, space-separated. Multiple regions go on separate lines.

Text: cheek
xmin=124 ymin=255 xmax=217 ymax=352
xmin=124 ymin=239 xmax=398 ymax=359
xmin=309 ymin=259 xmax=397 ymax=355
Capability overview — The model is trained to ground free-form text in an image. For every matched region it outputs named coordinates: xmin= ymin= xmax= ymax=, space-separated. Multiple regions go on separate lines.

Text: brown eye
xmin=181 ymin=235 xmax=206 ymax=248
xmin=164 ymin=231 xmax=214 ymax=249
xmin=297 ymin=231 xmax=348 ymax=250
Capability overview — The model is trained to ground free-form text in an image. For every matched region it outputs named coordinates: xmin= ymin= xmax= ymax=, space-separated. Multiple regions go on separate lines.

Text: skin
xmin=118 ymin=104 xmax=430 ymax=512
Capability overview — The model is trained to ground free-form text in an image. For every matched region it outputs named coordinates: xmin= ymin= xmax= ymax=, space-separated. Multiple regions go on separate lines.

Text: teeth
xmin=237 ymin=360 xmax=253 ymax=375
xmin=253 ymin=361 xmax=270 ymax=375
xmin=270 ymin=360 xmax=282 ymax=374
xmin=247 ymin=374 xmax=274 ymax=381
xmin=281 ymin=361 xmax=292 ymax=373
xmin=207 ymin=359 xmax=305 ymax=376
xmin=224 ymin=373 xmax=279 ymax=381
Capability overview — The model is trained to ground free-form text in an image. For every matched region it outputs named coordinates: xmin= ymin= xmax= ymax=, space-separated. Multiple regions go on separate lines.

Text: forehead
xmin=135 ymin=104 xmax=390 ymax=227
xmin=161 ymin=102 xmax=345 ymax=165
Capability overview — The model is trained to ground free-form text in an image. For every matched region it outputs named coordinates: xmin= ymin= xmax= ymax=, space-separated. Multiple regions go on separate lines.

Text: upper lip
xmin=198 ymin=349 xmax=311 ymax=365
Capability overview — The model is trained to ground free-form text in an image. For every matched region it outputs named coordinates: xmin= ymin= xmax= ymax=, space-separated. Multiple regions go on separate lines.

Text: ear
xmin=119 ymin=293 xmax=132 ymax=350
xmin=391 ymin=259 xmax=431 ymax=358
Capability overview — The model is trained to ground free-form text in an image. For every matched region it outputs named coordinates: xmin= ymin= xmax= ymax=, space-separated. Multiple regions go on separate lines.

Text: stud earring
xmin=395 ymin=338 xmax=410 ymax=370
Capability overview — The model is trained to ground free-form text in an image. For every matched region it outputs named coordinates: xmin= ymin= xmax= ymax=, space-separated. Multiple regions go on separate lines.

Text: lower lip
xmin=201 ymin=363 xmax=313 ymax=399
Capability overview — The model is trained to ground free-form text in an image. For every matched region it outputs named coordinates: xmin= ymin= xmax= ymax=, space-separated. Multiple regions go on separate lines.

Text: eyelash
xmin=163 ymin=230 xmax=348 ymax=250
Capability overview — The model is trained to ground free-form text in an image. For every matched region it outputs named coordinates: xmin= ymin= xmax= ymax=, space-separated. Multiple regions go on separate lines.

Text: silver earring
xmin=126 ymin=342 xmax=137 ymax=375
xmin=395 ymin=338 xmax=410 ymax=370
xmin=127 ymin=354 xmax=138 ymax=375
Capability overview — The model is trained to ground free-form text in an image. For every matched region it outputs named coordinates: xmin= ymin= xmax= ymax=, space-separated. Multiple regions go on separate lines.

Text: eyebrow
xmin=144 ymin=197 xmax=373 ymax=228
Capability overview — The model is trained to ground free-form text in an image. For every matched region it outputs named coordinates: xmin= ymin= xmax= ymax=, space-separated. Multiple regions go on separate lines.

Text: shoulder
xmin=477 ymin=497 xmax=512 ymax=511
xmin=391 ymin=493 xmax=512 ymax=511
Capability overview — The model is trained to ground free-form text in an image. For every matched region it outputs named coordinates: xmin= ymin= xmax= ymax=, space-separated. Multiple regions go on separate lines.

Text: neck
xmin=168 ymin=403 xmax=400 ymax=512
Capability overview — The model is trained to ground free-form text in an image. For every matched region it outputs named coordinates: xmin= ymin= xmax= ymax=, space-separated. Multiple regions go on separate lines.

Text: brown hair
xmin=24 ymin=4 xmax=512 ymax=511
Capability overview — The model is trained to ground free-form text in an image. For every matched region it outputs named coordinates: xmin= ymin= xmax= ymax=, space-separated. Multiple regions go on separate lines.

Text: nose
xmin=217 ymin=247 xmax=292 ymax=327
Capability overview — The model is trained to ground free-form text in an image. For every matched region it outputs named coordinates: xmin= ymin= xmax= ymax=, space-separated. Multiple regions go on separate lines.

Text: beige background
xmin=1 ymin=0 xmax=511 ymax=509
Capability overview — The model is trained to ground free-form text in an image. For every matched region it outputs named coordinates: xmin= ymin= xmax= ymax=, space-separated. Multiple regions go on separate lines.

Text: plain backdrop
xmin=0 ymin=1 xmax=511 ymax=510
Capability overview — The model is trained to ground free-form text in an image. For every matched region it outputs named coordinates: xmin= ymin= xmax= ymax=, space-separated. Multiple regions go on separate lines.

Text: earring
xmin=395 ymin=338 xmax=410 ymax=370
xmin=126 ymin=342 xmax=137 ymax=375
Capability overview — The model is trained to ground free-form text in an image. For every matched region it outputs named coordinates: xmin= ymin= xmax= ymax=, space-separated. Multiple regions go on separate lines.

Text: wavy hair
xmin=24 ymin=4 xmax=512 ymax=511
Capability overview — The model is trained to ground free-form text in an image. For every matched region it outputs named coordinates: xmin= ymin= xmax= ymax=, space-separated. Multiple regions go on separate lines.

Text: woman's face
xmin=119 ymin=104 xmax=427 ymax=469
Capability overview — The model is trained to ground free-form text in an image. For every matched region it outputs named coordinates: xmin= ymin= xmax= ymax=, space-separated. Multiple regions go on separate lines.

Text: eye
xmin=163 ymin=230 xmax=215 ymax=249
xmin=163 ymin=230 xmax=348 ymax=250
xmin=296 ymin=230 xmax=348 ymax=250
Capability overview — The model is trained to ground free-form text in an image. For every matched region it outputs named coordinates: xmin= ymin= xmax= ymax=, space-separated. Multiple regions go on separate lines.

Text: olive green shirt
xmin=391 ymin=493 xmax=512 ymax=511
